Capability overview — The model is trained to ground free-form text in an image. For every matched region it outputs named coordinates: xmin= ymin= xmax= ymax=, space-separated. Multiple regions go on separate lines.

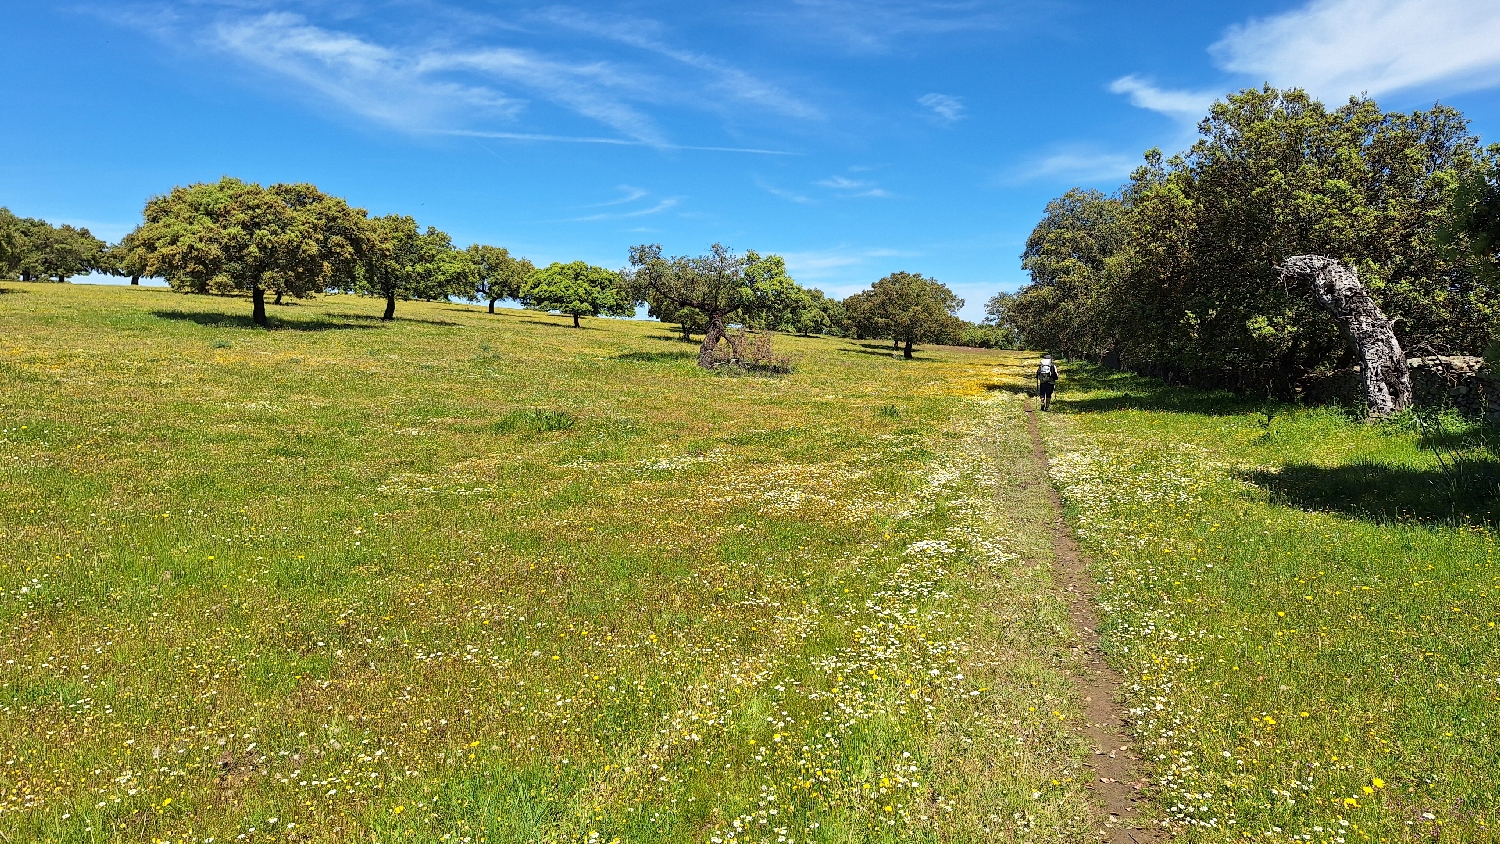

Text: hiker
xmin=1036 ymin=353 xmax=1059 ymax=410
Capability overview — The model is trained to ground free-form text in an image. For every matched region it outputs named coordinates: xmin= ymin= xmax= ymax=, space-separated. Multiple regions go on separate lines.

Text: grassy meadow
xmin=0 ymin=282 xmax=1102 ymax=843
xmin=1038 ymin=368 xmax=1500 ymax=842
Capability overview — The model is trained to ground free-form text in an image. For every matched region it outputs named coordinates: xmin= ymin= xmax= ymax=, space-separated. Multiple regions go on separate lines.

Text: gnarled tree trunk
xmin=698 ymin=313 xmax=726 ymax=369
xmin=1277 ymin=255 xmax=1411 ymax=417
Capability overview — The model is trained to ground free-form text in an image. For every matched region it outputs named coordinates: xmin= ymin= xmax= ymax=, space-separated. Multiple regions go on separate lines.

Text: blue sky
xmin=6 ymin=0 xmax=1500 ymax=319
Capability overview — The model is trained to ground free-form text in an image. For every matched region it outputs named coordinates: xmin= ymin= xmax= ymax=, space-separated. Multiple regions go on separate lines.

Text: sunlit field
xmin=0 ymin=283 xmax=1102 ymax=844
xmin=1037 ymin=367 xmax=1500 ymax=842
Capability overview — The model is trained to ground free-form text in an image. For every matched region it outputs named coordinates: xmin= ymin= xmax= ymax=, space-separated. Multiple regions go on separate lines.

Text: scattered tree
xmin=520 ymin=261 xmax=631 ymax=327
xmin=131 ymin=177 xmax=367 ymax=325
xmin=627 ymin=244 xmax=795 ymax=368
xmin=354 ymin=215 xmax=474 ymax=321
xmin=850 ymin=271 xmax=964 ymax=358
xmin=467 ymin=244 xmax=534 ymax=313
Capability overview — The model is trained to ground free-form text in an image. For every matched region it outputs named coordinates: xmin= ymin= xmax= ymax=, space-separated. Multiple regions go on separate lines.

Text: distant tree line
xmin=0 ymin=209 xmax=109 ymax=283
xmin=999 ymin=86 xmax=1500 ymax=395
xmin=5 ymin=175 xmax=1018 ymax=364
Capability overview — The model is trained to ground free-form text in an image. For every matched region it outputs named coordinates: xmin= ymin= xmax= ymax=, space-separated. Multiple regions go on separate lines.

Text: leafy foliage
xmin=128 ymin=177 xmax=368 ymax=325
xmin=0 ymin=208 xmax=107 ymax=282
xmin=352 ymin=214 xmax=475 ymax=321
xmin=466 ymin=244 xmax=534 ymax=313
xmin=626 ymin=243 xmax=801 ymax=367
xmin=845 ymin=271 xmax=964 ymax=358
xmin=520 ymin=260 xmax=631 ymax=327
xmin=1009 ymin=87 xmax=1500 ymax=394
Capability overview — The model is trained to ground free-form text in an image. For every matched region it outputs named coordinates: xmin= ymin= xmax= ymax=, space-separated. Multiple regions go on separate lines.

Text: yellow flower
xmin=1372 ymin=778 xmax=1385 ymax=789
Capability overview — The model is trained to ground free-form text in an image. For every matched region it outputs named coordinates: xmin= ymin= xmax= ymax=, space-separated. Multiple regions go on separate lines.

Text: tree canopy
xmin=352 ymin=215 xmax=474 ymax=321
xmin=0 ymin=209 xmax=107 ymax=283
xmin=129 ymin=177 xmax=368 ymax=325
xmin=846 ymin=271 xmax=964 ymax=358
xmin=627 ymin=243 xmax=799 ymax=367
xmin=467 ymin=244 xmax=534 ymax=314
xmin=1007 ymin=86 xmax=1500 ymax=394
xmin=520 ymin=261 xmax=631 ymax=327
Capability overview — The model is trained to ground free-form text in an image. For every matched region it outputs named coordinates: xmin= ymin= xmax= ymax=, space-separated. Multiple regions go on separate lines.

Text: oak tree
xmin=520 ymin=261 xmax=631 ymax=327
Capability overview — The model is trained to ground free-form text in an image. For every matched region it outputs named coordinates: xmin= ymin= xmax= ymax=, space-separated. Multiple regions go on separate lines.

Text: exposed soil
xmin=1026 ymin=404 xmax=1162 ymax=843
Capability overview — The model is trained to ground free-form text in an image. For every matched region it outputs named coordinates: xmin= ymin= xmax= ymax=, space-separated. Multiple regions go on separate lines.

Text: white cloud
xmin=1112 ymin=0 xmax=1500 ymax=122
xmin=131 ymin=8 xmax=820 ymax=149
xmin=585 ymin=186 xmax=650 ymax=208
xmin=815 ymin=175 xmax=890 ymax=198
xmin=779 ymin=245 xmax=918 ymax=289
xmin=766 ymin=1 xmax=1012 ymax=53
xmin=918 ymin=92 xmax=965 ymax=123
xmin=537 ymin=8 xmax=822 ymax=120
xmin=1002 ymin=147 xmax=1139 ymax=185
xmin=214 ymin=13 xmax=522 ymax=131
xmin=756 ymin=180 xmax=815 ymax=204
xmin=425 ymin=47 xmax=666 ymax=144
xmin=1107 ymin=75 xmax=1215 ymax=121
xmin=569 ymin=197 xmax=680 ymax=222
xmin=1210 ymin=0 xmax=1500 ymax=101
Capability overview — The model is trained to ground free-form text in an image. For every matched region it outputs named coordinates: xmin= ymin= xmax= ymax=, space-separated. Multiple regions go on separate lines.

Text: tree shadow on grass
xmin=1053 ymin=365 xmax=1281 ymax=417
xmin=617 ymin=350 xmax=696 ymax=363
xmin=840 ymin=342 xmax=941 ymax=361
xmin=1245 ymin=460 xmax=1500 ymax=524
xmin=151 ymin=310 xmax=381 ymax=331
xmin=323 ymin=311 xmax=461 ymax=327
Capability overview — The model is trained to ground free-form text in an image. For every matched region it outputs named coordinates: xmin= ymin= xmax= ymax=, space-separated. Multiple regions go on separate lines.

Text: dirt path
xmin=1025 ymin=403 xmax=1160 ymax=843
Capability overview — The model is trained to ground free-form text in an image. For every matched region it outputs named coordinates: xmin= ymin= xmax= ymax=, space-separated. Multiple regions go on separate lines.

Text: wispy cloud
xmin=756 ymin=179 xmax=815 ymax=204
xmin=917 ymin=92 xmax=965 ymax=123
xmin=815 ymin=175 xmax=891 ymax=198
xmin=444 ymin=129 xmax=797 ymax=154
xmin=766 ymin=0 xmax=1015 ymax=53
xmin=1210 ymin=0 xmax=1500 ymax=100
xmin=1107 ymin=75 xmax=1216 ymax=121
xmin=570 ymin=197 xmax=680 ymax=222
xmin=425 ymin=47 xmax=666 ymax=143
xmin=536 ymin=7 xmax=822 ymax=120
xmin=118 ymin=7 xmax=822 ymax=150
xmin=214 ymin=13 xmax=523 ymax=131
xmin=780 ymin=245 xmax=918 ymax=289
xmin=1007 ymin=148 xmax=1138 ymax=184
xmin=585 ymin=186 xmax=650 ymax=208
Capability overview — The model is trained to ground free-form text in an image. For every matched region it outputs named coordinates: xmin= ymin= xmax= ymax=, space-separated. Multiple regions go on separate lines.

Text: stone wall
xmin=1296 ymin=355 xmax=1500 ymax=423
xmin=1407 ymin=355 xmax=1500 ymax=424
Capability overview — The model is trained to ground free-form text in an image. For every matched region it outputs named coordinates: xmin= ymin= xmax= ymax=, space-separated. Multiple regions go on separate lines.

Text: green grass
xmin=1035 ymin=364 xmax=1500 ymax=842
xmin=0 ymin=284 xmax=1099 ymax=843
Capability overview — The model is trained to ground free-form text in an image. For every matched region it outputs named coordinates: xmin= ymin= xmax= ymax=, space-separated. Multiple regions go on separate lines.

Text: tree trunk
xmin=488 ymin=298 xmax=497 ymax=314
xmin=572 ymin=313 xmax=581 ymax=328
xmin=273 ymin=289 xmax=283 ymax=306
xmin=1277 ymin=255 xmax=1412 ymax=417
xmin=892 ymin=337 xmax=900 ymax=350
xmin=698 ymin=313 xmax=726 ymax=369
xmin=383 ymin=291 xmax=396 ymax=321
xmin=252 ymin=284 xmax=267 ymax=326
xmin=130 ymin=275 xmax=139 ymax=285
xmin=903 ymin=337 xmax=914 ymax=359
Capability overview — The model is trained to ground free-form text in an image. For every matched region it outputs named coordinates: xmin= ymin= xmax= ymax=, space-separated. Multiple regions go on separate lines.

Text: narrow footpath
xmin=1026 ymin=402 xmax=1160 ymax=844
